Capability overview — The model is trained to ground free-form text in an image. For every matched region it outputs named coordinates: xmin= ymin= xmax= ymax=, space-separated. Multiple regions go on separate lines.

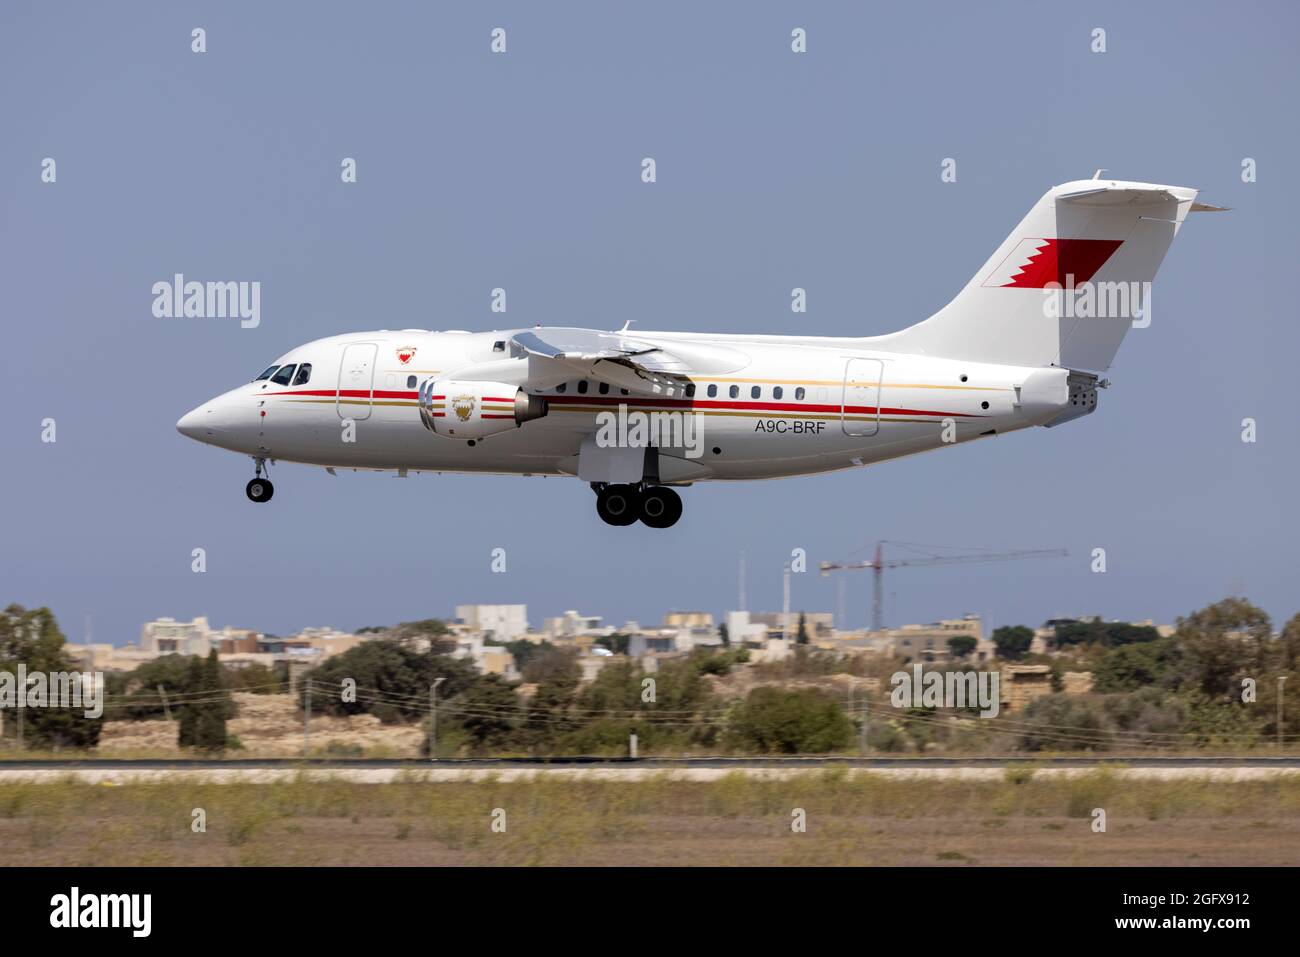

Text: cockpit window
xmin=292 ymin=363 xmax=312 ymax=386
xmin=255 ymin=365 xmax=280 ymax=381
xmin=270 ymin=364 xmax=297 ymax=386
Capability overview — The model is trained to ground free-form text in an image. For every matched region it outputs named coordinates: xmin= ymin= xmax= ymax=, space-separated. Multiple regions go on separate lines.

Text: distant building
xmin=834 ymin=615 xmax=986 ymax=661
xmin=725 ymin=611 xmax=768 ymax=646
xmin=663 ymin=611 xmax=714 ymax=628
xmin=455 ymin=604 xmax=529 ymax=642
xmin=628 ymin=633 xmax=677 ymax=656
xmin=673 ymin=624 xmax=722 ymax=652
xmin=65 ymin=643 xmax=158 ymax=673
xmin=749 ymin=612 xmax=834 ymax=642
xmin=541 ymin=609 xmax=611 ymax=640
xmin=451 ymin=634 xmax=521 ymax=680
xmin=140 ymin=616 xmax=215 ymax=656
xmin=999 ymin=664 xmax=1053 ymax=711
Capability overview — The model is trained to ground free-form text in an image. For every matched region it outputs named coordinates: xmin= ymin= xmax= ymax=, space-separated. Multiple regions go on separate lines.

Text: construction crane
xmin=819 ymin=541 xmax=1068 ymax=633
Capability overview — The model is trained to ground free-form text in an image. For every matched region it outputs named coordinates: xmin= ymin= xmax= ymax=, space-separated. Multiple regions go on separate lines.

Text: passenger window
xmin=707 ymin=384 xmax=717 ymax=398
xmin=292 ymin=364 xmax=312 ymax=386
xmin=407 ymin=375 xmax=417 ymax=389
xmin=773 ymin=386 xmax=783 ymax=400
xmin=255 ymin=365 xmax=279 ymax=381
xmin=270 ymin=365 xmax=296 ymax=386
xmin=751 ymin=386 xmax=761 ymax=399
xmin=556 ymin=382 xmax=567 ymax=393
xmin=577 ymin=380 xmax=588 ymax=395
xmin=598 ymin=382 xmax=609 ymax=395
xmin=620 ymin=388 xmax=629 ymax=395
xmin=729 ymin=385 xmax=739 ymax=399
xmin=795 ymin=387 xmax=806 ymax=400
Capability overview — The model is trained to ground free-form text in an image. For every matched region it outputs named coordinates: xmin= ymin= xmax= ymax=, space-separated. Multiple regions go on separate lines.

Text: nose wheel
xmin=246 ymin=457 xmax=274 ymax=503
xmin=593 ymin=484 xmax=682 ymax=528
xmin=246 ymin=478 xmax=274 ymax=502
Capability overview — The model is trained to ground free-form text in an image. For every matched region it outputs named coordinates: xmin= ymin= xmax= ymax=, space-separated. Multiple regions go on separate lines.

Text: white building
xmin=542 ymin=609 xmax=612 ymax=640
xmin=454 ymin=604 xmax=529 ymax=642
xmin=450 ymin=634 xmax=520 ymax=680
xmin=725 ymin=611 xmax=768 ymax=646
xmin=140 ymin=616 xmax=215 ymax=656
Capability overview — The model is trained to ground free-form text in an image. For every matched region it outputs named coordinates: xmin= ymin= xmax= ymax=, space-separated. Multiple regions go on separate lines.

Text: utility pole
xmin=157 ymin=685 xmax=173 ymax=721
xmin=429 ymin=676 xmax=445 ymax=761
xmin=782 ymin=564 xmax=791 ymax=641
xmin=860 ymin=686 xmax=869 ymax=756
xmin=303 ymin=677 xmax=312 ymax=759
xmin=872 ymin=542 xmax=884 ymax=633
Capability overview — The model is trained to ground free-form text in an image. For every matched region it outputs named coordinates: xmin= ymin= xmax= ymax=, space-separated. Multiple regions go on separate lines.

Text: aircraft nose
xmin=176 ymin=405 xmax=211 ymax=440
xmin=177 ymin=398 xmax=236 ymax=441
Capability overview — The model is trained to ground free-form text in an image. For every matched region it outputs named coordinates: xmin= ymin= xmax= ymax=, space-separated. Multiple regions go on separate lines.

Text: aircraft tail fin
xmin=872 ymin=178 xmax=1214 ymax=372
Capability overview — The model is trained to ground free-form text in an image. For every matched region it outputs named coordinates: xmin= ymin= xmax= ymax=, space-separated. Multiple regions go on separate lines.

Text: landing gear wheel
xmin=596 ymin=485 xmax=640 ymax=526
xmin=246 ymin=478 xmax=274 ymax=503
xmin=639 ymin=486 xmax=682 ymax=528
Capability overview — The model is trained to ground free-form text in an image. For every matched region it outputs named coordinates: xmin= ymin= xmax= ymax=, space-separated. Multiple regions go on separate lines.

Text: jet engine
xmin=417 ymin=379 xmax=548 ymax=439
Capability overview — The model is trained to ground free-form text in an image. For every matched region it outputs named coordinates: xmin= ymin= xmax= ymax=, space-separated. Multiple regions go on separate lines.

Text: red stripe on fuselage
xmin=261 ymin=389 xmax=980 ymax=418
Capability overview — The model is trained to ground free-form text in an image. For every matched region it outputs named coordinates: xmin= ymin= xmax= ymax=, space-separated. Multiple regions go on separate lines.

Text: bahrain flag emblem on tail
xmin=982 ymin=238 xmax=1123 ymax=288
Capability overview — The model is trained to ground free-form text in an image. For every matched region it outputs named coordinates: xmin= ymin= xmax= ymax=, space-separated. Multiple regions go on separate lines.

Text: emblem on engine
xmin=396 ymin=346 xmax=416 ymax=364
xmin=452 ymin=394 xmax=476 ymax=422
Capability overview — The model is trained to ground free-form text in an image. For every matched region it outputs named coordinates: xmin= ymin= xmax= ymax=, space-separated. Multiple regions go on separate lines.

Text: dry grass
xmin=0 ymin=770 xmax=1297 ymax=865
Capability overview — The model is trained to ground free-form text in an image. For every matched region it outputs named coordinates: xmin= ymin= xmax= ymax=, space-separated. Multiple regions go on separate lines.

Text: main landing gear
xmin=246 ymin=458 xmax=274 ymax=503
xmin=593 ymin=483 xmax=683 ymax=528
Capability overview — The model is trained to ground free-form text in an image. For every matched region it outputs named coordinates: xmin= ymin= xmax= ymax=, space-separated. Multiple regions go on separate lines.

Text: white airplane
xmin=178 ymin=176 xmax=1221 ymax=528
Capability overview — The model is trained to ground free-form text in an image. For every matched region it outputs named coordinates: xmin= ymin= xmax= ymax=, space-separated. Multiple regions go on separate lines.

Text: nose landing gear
xmin=246 ymin=458 xmax=274 ymax=503
xmin=593 ymin=483 xmax=682 ymax=528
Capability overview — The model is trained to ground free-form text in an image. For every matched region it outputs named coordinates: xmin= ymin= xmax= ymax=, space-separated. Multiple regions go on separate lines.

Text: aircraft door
xmin=841 ymin=358 xmax=882 ymax=437
xmin=337 ymin=343 xmax=378 ymax=420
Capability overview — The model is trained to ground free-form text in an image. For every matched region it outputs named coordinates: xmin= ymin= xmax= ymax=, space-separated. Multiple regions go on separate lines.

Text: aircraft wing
xmin=512 ymin=327 xmax=748 ymax=395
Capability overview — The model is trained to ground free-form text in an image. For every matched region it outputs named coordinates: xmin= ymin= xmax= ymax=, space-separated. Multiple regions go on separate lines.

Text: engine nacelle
xmin=418 ymin=379 xmax=547 ymax=439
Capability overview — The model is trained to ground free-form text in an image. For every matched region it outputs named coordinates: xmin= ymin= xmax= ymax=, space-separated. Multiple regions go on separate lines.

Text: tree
xmin=1053 ymin=620 xmax=1161 ymax=648
xmin=192 ymin=649 xmax=229 ymax=752
xmin=718 ymin=622 xmax=730 ymax=647
xmin=992 ymin=625 xmax=1034 ymax=660
xmin=518 ymin=643 xmax=579 ymax=685
xmin=117 ymin=654 xmax=236 ymax=721
xmin=1174 ymin=597 xmax=1272 ymax=700
xmin=523 ymin=652 xmax=581 ymax=752
xmin=176 ymin=656 xmax=205 ymax=748
xmin=724 ymin=687 xmax=852 ymax=754
xmin=1092 ymin=637 xmax=1179 ymax=693
xmin=0 ymin=605 xmax=103 ymax=749
xmin=452 ymin=674 xmax=520 ymax=753
xmin=796 ymin=613 xmax=809 ymax=645
xmin=1016 ymin=694 xmax=1109 ymax=752
xmin=947 ymin=635 xmax=977 ymax=659
xmin=302 ymin=639 xmax=475 ymax=723
xmin=1279 ymin=613 xmax=1300 ymax=672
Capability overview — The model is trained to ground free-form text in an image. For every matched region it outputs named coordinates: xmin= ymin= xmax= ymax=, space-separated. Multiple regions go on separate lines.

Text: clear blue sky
xmin=2 ymin=1 xmax=1296 ymax=645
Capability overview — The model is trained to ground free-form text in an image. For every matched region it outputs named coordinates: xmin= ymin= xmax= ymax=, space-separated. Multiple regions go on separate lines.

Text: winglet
xmin=1190 ymin=201 xmax=1230 ymax=212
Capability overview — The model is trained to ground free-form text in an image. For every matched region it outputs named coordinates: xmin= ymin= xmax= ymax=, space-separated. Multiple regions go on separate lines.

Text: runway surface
xmin=2 ymin=755 xmax=1299 ymax=783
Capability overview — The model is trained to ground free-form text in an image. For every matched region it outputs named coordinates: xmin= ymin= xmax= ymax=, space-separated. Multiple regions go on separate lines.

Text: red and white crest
xmin=396 ymin=347 xmax=417 ymax=364
xmin=982 ymin=238 xmax=1123 ymax=288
